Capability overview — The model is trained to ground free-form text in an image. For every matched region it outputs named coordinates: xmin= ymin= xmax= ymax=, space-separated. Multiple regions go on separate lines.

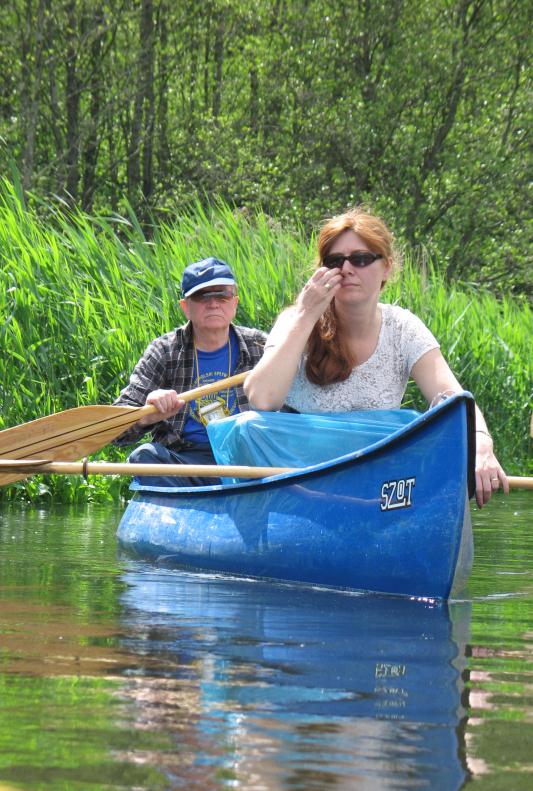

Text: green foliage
xmin=0 ymin=0 xmax=530 ymax=294
xmin=0 ymin=175 xmax=530 ymax=501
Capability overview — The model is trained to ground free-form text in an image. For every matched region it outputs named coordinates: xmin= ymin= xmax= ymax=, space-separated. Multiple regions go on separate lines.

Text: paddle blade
xmin=0 ymin=372 xmax=250 ymax=486
xmin=0 ymin=405 xmax=143 ymax=485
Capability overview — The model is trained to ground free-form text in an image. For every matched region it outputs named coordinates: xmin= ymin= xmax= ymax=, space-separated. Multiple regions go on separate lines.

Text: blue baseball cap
xmin=181 ymin=257 xmax=236 ymax=298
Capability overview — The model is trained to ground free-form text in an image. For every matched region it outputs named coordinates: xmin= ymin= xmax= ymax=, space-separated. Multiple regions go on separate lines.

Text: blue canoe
xmin=117 ymin=391 xmax=476 ymax=599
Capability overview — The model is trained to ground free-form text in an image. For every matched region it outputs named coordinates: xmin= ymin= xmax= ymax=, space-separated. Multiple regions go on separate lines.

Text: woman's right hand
xmin=295 ymin=266 xmax=343 ymax=318
xmin=137 ymin=389 xmax=185 ymax=426
xmin=245 ymin=268 xmax=342 ymax=411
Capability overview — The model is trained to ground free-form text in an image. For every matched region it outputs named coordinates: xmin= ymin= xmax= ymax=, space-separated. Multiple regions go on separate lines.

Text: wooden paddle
xmin=0 ymin=459 xmax=531 ymax=488
xmin=500 ymin=477 xmax=533 ymax=490
xmin=0 ymin=372 xmax=249 ymax=486
xmin=0 ymin=459 xmax=294 ymax=481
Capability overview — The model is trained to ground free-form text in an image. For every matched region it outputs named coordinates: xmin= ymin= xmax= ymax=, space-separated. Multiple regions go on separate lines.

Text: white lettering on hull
xmin=380 ymin=477 xmax=416 ymax=511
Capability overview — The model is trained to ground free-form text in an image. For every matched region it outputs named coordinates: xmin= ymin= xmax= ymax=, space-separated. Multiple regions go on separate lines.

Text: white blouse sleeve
xmin=395 ymin=307 xmax=440 ymax=373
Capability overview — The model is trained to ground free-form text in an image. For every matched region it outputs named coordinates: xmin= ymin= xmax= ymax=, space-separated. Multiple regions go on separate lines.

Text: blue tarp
xmin=207 ymin=409 xmax=421 ymax=478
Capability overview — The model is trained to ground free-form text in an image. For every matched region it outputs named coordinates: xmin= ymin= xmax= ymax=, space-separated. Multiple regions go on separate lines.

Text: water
xmin=0 ymin=492 xmax=531 ymax=790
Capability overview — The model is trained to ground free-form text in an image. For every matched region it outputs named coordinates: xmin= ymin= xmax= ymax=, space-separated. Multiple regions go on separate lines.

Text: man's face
xmin=180 ymin=287 xmax=238 ymax=333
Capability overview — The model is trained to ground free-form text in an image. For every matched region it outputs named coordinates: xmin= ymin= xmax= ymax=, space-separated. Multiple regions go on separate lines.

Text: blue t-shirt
xmin=183 ymin=331 xmax=240 ymax=444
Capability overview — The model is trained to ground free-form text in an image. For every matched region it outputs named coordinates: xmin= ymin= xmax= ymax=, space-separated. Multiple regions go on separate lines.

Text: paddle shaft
xmin=506 ymin=476 xmax=533 ymax=490
xmin=132 ymin=371 xmax=249 ymax=419
xmin=0 ymin=460 xmax=531 ymax=487
xmin=0 ymin=460 xmax=294 ymax=479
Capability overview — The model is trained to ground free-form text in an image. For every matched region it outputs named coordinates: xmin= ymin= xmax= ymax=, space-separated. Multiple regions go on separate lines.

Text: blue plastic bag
xmin=207 ymin=409 xmax=420 ymax=479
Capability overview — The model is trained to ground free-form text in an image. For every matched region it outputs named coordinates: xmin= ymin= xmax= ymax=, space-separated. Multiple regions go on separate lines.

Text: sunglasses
xmin=188 ymin=288 xmax=236 ymax=303
xmin=322 ymin=251 xmax=382 ymax=269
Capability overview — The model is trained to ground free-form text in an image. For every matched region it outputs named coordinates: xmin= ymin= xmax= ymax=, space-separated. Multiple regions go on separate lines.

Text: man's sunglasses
xmin=322 ymin=251 xmax=382 ymax=269
xmin=188 ymin=288 xmax=236 ymax=303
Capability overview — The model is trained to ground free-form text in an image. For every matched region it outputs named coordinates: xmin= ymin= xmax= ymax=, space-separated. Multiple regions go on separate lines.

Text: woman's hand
xmin=475 ymin=432 xmax=509 ymax=508
xmin=137 ymin=389 xmax=185 ymax=427
xmin=295 ymin=267 xmax=343 ymax=318
xmin=410 ymin=350 xmax=509 ymax=509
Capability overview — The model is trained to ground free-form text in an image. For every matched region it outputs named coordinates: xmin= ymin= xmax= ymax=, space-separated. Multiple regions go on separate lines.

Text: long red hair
xmin=305 ymin=207 xmax=399 ymax=386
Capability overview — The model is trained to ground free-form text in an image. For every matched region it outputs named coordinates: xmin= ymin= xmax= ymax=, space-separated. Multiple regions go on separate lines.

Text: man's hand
xmin=137 ymin=389 xmax=186 ymax=427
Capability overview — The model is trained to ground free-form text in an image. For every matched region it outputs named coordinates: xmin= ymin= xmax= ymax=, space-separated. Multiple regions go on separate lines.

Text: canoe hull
xmin=117 ymin=394 xmax=475 ymax=599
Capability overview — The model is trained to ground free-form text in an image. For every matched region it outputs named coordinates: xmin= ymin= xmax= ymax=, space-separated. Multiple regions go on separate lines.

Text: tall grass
xmin=0 ymin=176 xmax=531 ymax=501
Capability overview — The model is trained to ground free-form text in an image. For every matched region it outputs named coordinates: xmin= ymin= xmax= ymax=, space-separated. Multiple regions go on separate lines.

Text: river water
xmin=0 ymin=491 xmax=531 ymax=790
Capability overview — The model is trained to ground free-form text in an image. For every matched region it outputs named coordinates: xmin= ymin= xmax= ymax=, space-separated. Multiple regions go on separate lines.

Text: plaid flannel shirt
xmin=113 ymin=321 xmax=267 ymax=449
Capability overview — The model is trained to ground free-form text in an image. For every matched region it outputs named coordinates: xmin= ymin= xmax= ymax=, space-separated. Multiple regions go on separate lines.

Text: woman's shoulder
xmin=380 ymin=302 xmax=439 ymax=351
xmin=381 ymin=303 xmax=430 ymax=331
xmin=381 ymin=302 xmax=419 ymax=321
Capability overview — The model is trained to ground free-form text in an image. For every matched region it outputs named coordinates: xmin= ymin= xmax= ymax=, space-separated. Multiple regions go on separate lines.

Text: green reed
xmin=0 ymin=176 xmax=530 ymax=501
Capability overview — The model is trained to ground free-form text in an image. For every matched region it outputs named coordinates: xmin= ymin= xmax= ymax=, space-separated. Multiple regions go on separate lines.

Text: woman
xmin=244 ymin=207 xmax=508 ymax=507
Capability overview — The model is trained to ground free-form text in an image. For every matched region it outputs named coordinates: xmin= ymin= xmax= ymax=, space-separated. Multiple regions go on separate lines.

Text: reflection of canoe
xmin=120 ymin=567 xmax=471 ymax=788
xmin=117 ymin=392 xmax=476 ymax=599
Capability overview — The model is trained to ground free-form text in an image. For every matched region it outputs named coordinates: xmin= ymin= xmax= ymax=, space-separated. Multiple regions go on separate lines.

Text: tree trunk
xmin=45 ymin=0 xmax=64 ymax=164
xmin=203 ymin=7 xmax=211 ymax=115
xmin=156 ymin=1 xmax=171 ymax=186
xmin=82 ymin=5 xmax=105 ymax=211
xmin=19 ymin=0 xmax=46 ymax=191
xmin=128 ymin=0 xmax=154 ymax=204
xmin=212 ymin=13 xmax=224 ymax=120
xmin=142 ymin=0 xmax=155 ymax=202
xmin=65 ymin=0 xmax=81 ymax=203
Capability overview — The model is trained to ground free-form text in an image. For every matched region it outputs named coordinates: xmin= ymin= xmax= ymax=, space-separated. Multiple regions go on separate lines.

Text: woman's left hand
xmin=475 ymin=433 xmax=509 ymax=508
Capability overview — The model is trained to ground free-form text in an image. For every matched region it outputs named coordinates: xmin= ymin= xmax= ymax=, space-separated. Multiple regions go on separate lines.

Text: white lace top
xmin=270 ymin=303 xmax=439 ymax=412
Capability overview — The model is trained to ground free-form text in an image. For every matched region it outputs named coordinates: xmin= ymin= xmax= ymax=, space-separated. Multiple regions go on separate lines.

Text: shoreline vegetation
xmin=0 ymin=175 xmax=531 ymax=502
xmin=3 ymin=1 xmax=530 ymax=297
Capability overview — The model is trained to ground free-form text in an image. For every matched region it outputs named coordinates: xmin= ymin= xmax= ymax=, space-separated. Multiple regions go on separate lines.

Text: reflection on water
xmin=0 ymin=492 xmax=531 ymax=790
xmin=118 ymin=568 xmax=471 ymax=790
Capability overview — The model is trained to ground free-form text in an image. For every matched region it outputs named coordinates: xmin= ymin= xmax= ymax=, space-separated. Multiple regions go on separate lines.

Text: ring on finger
xmin=325 ymin=282 xmax=331 ymax=290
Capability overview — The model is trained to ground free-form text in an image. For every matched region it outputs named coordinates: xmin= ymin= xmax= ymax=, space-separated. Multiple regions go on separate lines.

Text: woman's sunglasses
xmin=322 ymin=251 xmax=382 ymax=269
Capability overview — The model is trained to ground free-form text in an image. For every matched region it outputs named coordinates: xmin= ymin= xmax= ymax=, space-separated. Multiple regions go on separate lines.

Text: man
xmin=113 ymin=258 xmax=267 ymax=486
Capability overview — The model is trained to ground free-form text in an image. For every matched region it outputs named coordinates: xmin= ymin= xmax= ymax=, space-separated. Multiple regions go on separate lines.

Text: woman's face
xmin=325 ymin=229 xmax=391 ymax=305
